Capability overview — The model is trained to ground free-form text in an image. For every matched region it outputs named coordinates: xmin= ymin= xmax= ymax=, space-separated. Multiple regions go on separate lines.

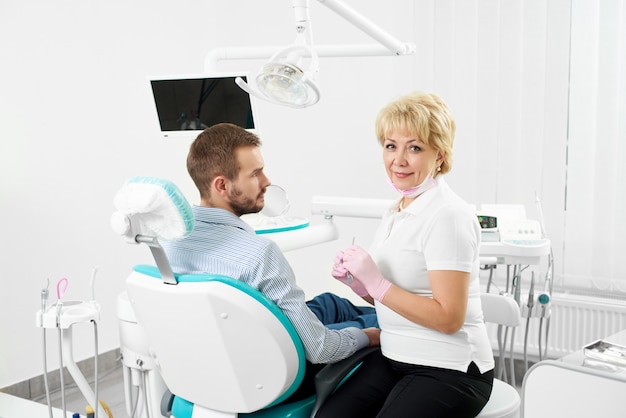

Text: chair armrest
xmin=310 ymin=346 xmax=380 ymax=417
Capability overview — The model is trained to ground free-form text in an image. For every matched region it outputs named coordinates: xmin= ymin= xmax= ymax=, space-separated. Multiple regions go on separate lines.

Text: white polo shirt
xmin=371 ymin=177 xmax=495 ymax=374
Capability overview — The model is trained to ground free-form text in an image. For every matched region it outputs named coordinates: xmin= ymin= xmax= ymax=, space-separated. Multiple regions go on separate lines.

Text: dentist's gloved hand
xmin=331 ymin=250 xmax=369 ymax=297
xmin=342 ymin=246 xmax=392 ymax=302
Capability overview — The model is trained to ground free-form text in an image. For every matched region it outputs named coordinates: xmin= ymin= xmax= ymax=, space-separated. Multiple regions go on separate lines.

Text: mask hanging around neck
xmin=387 ymin=156 xmax=440 ymax=199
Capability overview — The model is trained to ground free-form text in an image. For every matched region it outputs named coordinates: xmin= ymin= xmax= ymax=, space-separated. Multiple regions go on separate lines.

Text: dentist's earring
xmin=437 ymin=166 xmax=442 ymax=172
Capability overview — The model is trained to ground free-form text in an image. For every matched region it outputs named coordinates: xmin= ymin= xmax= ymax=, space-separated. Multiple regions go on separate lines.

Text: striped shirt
xmin=161 ymin=205 xmax=369 ymax=363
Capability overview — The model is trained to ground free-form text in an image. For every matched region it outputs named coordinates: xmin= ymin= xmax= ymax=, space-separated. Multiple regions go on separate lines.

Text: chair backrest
xmin=477 ymin=293 xmax=522 ymax=417
xmin=480 ymin=292 xmax=523 ymax=388
xmin=481 ymin=293 xmax=522 ymax=327
xmin=126 ymin=264 xmax=306 ymax=414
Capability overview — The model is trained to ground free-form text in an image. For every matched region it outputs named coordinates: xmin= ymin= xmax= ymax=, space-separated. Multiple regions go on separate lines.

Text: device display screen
xmin=150 ymin=76 xmax=255 ymax=135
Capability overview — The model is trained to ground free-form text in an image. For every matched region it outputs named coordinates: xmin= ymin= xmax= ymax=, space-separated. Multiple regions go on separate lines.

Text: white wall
xmin=0 ymin=0 xmax=219 ymax=387
xmin=0 ymin=0 xmax=600 ymax=388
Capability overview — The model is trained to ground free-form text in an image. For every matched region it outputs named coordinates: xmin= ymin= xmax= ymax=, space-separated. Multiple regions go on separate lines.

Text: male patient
xmin=161 ymin=123 xmax=379 ymax=399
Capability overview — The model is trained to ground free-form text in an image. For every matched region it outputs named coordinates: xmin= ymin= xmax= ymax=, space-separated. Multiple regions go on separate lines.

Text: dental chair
xmin=111 ymin=176 xmax=377 ymax=418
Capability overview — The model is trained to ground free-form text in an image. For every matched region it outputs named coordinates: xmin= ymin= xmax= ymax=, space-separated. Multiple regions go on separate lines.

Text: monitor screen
xmin=150 ymin=74 xmax=256 ymax=139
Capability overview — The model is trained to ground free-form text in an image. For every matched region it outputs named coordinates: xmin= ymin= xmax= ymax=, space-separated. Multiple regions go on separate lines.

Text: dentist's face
xmin=228 ymin=146 xmax=271 ymax=216
xmin=382 ymin=131 xmax=439 ymax=190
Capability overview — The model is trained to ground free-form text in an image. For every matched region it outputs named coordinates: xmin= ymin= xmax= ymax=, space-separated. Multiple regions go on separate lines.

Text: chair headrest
xmin=110 ymin=176 xmax=194 ymax=242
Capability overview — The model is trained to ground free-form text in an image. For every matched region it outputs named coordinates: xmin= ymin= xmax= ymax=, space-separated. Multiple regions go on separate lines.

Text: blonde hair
xmin=375 ymin=92 xmax=455 ymax=175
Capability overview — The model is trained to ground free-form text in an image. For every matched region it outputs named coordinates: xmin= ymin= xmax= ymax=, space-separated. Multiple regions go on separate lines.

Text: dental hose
xmin=86 ymin=400 xmax=113 ymax=418
xmin=536 ymin=311 xmax=547 ymax=361
xmin=91 ymin=267 xmax=100 ymax=418
xmin=41 ymin=281 xmax=53 ymax=418
xmin=84 ymin=323 xmax=114 ymax=418
xmin=538 ymin=317 xmax=544 ymax=361
xmin=58 ymin=324 xmax=66 ymax=417
xmin=94 ymin=319 xmax=99 ymax=418
xmin=541 ymin=312 xmax=552 ymax=360
xmin=540 ymin=249 xmax=554 ymax=360
xmin=523 ymin=314 xmax=531 ymax=373
xmin=130 ymin=381 xmax=140 ymax=418
xmin=42 ymin=328 xmax=53 ymax=418
xmin=143 ymin=369 xmax=150 ymax=418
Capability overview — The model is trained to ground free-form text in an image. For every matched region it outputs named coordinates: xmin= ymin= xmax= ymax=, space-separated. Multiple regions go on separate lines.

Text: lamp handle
xmin=235 ymin=76 xmax=320 ymax=109
xmin=268 ymin=44 xmax=319 ymax=75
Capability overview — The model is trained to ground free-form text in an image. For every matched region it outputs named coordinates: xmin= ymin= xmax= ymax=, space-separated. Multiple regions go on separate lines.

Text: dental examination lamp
xmin=207 ymin=0 xmax=416 ymax=108
xmin=236 ymin=44 xmax=321 ymax=108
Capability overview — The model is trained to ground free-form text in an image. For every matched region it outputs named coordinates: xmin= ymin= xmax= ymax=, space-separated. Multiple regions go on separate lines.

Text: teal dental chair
xmin=111 ymin=177 xmax=377 ymax=418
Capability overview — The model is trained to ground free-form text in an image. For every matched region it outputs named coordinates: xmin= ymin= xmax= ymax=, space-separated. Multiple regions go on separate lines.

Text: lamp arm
xmin=204 ymin=1 xmax=415 ymax=72
xmin=205 ymin=46 xmax=284 ymax=73
xmin=317 ymin=0 xmax=416 ymax=55
xmin=292 ymin=0 xmax=314 ymax=46
xmin=206 ymin=44 xmax=403 ymax=72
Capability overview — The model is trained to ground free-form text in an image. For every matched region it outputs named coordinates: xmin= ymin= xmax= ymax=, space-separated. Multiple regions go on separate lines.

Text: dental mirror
xmin=260 ymin=185 xmax=290 ymax=217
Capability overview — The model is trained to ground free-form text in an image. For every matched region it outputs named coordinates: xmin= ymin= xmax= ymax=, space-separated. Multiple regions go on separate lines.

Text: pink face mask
xmin=387 ymin=158 xmax=440 ymax=199
xmin=387 ymin=174 xmax=436 ymax=198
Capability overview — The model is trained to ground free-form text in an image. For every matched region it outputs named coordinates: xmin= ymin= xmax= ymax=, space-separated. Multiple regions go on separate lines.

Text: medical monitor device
xmin=149 ymin=73 xmax=257 ymax=139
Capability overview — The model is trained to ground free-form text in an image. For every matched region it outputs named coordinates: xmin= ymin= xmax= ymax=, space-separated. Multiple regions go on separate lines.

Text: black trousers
xmin=315 ymin=349 xmax=494 ymax=418
xmin=279 ymin=293 xmax=378 ymax=404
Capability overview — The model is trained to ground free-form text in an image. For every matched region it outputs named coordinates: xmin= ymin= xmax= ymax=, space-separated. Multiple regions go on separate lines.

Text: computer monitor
xmin=149 ymin=73 xmax=257 ymax=139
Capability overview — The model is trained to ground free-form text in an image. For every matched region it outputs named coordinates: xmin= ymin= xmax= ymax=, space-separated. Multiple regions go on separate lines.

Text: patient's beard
xmin=228 ymin=185 xmax=264 ymax=217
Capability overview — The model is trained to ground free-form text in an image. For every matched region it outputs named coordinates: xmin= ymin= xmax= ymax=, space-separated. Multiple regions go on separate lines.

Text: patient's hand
xmin=363 ymin=327 xmax=381 ymax=347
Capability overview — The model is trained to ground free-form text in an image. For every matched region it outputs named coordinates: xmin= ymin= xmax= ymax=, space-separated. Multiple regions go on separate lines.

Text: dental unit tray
xmin=242 ymin=213 xmax=310 ymax=234
xmin=583 ymin=340 xmax=626 ymax=367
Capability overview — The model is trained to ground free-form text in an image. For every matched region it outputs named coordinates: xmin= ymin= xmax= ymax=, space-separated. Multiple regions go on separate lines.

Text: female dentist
xmin=317 ymin=92 xmax=495 ymax=418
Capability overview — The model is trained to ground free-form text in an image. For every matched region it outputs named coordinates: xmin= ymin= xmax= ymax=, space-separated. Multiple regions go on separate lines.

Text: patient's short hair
xmin=187 ymin=123 xmax=261 ymax=199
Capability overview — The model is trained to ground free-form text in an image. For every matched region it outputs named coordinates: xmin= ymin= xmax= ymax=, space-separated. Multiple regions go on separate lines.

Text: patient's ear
xmin=213 ymin=176 xmax=228 ymax=196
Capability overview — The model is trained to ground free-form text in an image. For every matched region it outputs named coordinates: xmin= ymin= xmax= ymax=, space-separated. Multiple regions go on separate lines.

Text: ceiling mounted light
xmin=206 ymin=0 xmax=416 ymax=109
xmin=236 ymin=44 xmax=320 ymax=108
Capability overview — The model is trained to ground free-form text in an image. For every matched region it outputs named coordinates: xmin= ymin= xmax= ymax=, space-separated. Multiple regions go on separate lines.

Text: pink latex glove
xmin=331 ymin=251 xmax=369 ymax=297
xmin=342 ymin=246 xmax=392 ymax=301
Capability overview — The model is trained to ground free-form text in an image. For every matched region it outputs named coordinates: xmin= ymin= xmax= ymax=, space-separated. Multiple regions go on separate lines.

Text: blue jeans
xmin=306 ymin=292 xmax=378 ymax=329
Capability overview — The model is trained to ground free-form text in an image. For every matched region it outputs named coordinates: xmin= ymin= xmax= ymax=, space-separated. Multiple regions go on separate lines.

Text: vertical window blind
xmin=415 ymin=0 xmax=625 ymax=298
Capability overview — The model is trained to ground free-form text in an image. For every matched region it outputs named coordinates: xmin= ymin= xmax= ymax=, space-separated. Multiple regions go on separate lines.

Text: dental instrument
xmin=56 ymin=277 xmax=68 ymax=417
xmin=534 ymin=192 xmax=553 ymax=361
xmin=527 ymin=273 xmax=536 ymax=317
xmin=538 ymin=249 xmax=554 ymax=361
xmin=346 ymin=236 xmax=355 ymax=284
xmin=40 ymin=279 xmax=53 ymax=418
xmin=90 ymin=266 xmax=99 ymax=301
xmin=523 ymin=273 xmax=536 ymax=372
